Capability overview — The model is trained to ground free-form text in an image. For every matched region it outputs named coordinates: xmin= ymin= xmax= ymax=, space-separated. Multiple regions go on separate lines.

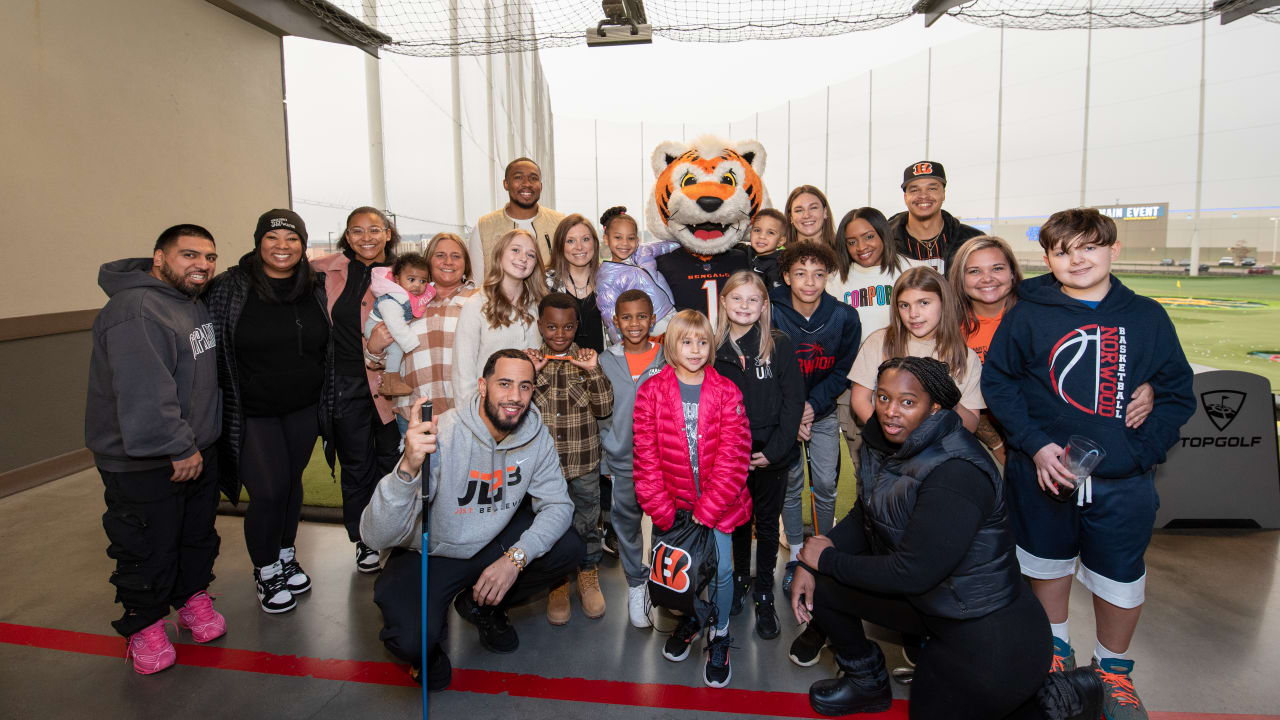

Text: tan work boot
xmin=378 ymin=371 xmax=414 ymax=397
xmin=547 ymin=580 xmax=571 ymax=625
xmin=578 ymin=567 xmax=606 ymax=619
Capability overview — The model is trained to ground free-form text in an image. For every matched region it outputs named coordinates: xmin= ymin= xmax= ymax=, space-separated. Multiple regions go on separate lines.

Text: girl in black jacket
xmin=789 ymin=356 xmax=1102 ymax=720
xmin=713 ymin=271 xmax=805 ymax=640
xmin=207 ymin=210 xmax=333 ymax=615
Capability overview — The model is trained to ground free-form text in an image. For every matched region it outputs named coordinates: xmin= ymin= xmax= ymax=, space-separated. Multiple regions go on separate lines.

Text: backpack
xmin=647 ymin=509 xmax=720 ymax=628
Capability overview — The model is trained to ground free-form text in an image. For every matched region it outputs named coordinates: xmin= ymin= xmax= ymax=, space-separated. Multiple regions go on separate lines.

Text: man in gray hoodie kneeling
xmin=361 ymin=348 xmax=584 ymax=691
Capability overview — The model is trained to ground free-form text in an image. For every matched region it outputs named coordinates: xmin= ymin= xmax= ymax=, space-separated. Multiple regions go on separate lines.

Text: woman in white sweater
xmin=453 ymin=228 xmax=547 ymax=402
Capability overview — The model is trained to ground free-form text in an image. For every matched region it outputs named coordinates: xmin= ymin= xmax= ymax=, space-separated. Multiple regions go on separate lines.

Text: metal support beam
xmin=912 ymin=0 xmax=967 ymax=27
xmin=206 ymin=0 xmax=389 ymax=57
xmin=1213 ymin=0 xmax=1280 ymax=24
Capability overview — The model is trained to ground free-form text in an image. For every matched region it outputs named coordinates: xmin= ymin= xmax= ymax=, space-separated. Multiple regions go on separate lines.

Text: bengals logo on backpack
xmin=650 ymin=542 xmax=691 ymax=593
xmin=913 ymin=162 xmax=933 ymax=177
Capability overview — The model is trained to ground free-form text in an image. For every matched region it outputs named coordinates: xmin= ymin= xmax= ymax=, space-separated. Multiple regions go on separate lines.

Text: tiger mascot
xmin=646 ymin=135 xmax=771 ymax=321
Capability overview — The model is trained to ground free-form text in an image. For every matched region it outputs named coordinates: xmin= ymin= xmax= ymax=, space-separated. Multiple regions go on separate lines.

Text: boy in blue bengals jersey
xmin=982 ymin=208 xmax=1194 ymax=720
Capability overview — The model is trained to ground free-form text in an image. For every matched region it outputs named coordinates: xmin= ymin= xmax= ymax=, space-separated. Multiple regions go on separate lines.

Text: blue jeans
xmin=712 ymin=528 xmax=732 ymax=632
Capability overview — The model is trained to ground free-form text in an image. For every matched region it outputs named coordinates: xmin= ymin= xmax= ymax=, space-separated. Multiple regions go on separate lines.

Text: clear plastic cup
xmin=1058 ymin=435 xmax=1106 ymax=505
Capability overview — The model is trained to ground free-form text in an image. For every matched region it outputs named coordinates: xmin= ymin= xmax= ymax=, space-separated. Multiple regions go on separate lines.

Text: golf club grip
xmin=420 ymin=400 xmax=433 ymax=424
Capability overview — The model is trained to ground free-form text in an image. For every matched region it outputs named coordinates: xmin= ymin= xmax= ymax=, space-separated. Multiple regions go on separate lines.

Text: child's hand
xmin=749 ymin=451 xmax=770 ymax=468
xmin=798 ymin=421 xmax=812 ymax=442
xmin=524 ymin=348 xmax=549 ymax=373
xmin=568 ymin=348 xmax=599 ymax=371
xmin=801 ymin=402 xmax=816 ymax=426
xmin=1033 ymin=443 xmax=1077 ymax=496
xmin=1125 ymin=382 xmax=1154 ymax=428
xmin=367 ymin=323 xmax=393 ymax=354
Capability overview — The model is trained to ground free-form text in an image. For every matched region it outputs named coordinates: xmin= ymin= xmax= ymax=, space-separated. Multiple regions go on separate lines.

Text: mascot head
xmin=646 ymin=135 xmax=769 ymax=256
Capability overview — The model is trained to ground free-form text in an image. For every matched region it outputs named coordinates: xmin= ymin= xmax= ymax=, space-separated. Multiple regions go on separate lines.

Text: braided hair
xmin=876 ymin=356 xmax=961 ymax=410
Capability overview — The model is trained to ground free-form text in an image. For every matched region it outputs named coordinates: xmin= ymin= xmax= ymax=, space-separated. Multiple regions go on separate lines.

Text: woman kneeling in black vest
xmin=790 ymin=356 xmax=1102 ymax=720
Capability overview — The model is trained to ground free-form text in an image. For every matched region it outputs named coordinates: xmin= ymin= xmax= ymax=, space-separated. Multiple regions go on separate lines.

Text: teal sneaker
xmin=1093 ymin=658 xmax=1148 ymax=720
xmin=1051 ymin=637 xmax=1076 ymax=672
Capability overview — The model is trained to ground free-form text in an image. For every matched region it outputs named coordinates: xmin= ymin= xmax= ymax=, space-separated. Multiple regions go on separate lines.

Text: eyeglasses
xmin=347 ymin=227 xmax=386 ymax=240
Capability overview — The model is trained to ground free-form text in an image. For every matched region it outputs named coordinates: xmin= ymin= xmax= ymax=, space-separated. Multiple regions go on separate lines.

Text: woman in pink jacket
xmin=633 ymin=309 xmax=752 ymax=689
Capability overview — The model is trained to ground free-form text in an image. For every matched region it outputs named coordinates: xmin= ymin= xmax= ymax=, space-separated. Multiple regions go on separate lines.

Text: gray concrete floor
xmin=1 ymin=469 xmax=1278 ymax=719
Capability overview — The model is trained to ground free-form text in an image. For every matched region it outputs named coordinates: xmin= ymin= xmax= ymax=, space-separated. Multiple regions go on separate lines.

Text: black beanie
xmin=254 ymin=209 xmax=308 ymax=246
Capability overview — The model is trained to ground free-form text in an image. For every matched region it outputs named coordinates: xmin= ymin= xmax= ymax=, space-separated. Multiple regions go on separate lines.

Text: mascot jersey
xmin=644 ymin=135 xmax=771 ymax=325
xmin=656 ymin=245 xmax=750 ymax=320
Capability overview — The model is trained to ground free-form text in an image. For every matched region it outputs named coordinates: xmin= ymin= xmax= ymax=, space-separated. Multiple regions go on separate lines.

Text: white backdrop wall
xmin=553 ymin=19 xmax=1280 ymax=257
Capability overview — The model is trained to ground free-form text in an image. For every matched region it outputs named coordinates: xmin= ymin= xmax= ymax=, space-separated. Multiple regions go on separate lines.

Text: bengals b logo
xmin=913 ymin=162 xmax=933 ymax=177
xmin=650 ymin=542 xmax=691 ymax=593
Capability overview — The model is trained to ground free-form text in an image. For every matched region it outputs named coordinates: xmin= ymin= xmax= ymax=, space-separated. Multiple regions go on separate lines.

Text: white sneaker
xmin=628 ymin=584 xmax=652 ymax=629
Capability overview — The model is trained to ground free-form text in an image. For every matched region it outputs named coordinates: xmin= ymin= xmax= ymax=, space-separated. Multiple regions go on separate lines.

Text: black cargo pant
xmin=373 ymin=502 xmax=585 ymax=667
xmin=332 ymin=375 xmax=401 ymax=543
xmin=99 ymin=450 xmax=220 ymax=637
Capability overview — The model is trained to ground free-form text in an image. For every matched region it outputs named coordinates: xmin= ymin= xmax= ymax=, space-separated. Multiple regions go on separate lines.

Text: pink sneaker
xmin=126 ymin=619 xmax=177 ymax=675
xmin=178 ymin=591 xmax=226 ymax=643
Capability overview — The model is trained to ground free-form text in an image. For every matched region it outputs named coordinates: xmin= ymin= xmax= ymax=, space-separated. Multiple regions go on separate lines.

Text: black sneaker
xmin=703 ymin=631 xmax=733 ymax=688
xmin=254 ymin=562 xmax=296 ymax=614
xmin=782 ymin=561 xmax=799 ymax=600
xmin=662 ymin=614 xmax=701 ymax=662
xmin=425 ymin=647 xmax=452 ymax=692
xmin=730 ymin=573 xmax=751 ymax=616
xmin=453 ymin=593 xmax=518 ymax=654
xmin=789 ymin=624 xmax=827 ymax=667
xmin=753 ymin=591 xmax=780 ymax=640
xmin=355 ymin=541 xmax=381 ymax=574
xmin=601 ymin=523 xmax=619 ymax=557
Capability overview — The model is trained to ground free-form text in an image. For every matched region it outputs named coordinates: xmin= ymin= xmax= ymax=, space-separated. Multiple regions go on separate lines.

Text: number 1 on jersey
xmin=701 ymin=279 xmax=719 ymax=330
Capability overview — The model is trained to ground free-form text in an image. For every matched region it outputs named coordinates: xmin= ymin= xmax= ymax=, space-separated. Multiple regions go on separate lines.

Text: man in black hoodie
xmin=86 ymin=224 xmax=225 ymax=675
xmin=887 ymin=161 xmax=984 ymax=276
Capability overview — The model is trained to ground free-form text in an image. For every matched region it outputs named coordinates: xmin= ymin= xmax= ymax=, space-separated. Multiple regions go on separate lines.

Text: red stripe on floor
xmin=0 ymin=621 xmax=1273 ymax=720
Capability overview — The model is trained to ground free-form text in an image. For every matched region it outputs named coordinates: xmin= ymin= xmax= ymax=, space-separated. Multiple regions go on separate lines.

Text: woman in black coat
xmin=207 ymin=209 xmax=333 ymax=615
xmin=789 ymin=356 xmax=1102 ymax=720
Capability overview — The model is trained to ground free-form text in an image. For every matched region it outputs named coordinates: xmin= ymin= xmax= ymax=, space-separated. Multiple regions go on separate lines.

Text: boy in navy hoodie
xmin=769 ymin=242 xmax=861 ymax=605
xmin=983 ymin=208 xmax=1193 ymax=720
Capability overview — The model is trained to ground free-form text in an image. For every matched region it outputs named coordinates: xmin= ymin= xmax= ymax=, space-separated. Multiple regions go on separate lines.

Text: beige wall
xmin=0 ymin=0 xmax=290 ymax=319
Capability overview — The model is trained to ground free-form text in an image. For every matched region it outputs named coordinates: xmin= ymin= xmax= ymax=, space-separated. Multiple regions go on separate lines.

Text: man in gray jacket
xmin=86 ymin=224 xmax=224 ymax=675
xmin=361 ymin=349 xmax=583 ymax=691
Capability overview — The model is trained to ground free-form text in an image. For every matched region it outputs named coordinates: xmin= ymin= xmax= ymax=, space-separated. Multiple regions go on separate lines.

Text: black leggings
xmin=332 ymin=375 xmax=401 ymax=542
xmin=811 ymin=559 xmax=1054 ymax=719
xmin=731 ymin=464 xmax=786 ymax=592
xmin=240 ymin=404 xmax=319 ymax=567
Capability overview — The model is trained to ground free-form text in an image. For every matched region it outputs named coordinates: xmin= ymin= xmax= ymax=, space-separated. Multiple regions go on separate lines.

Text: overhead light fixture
xmin=586 ymin=0 xmax=651 ymax=47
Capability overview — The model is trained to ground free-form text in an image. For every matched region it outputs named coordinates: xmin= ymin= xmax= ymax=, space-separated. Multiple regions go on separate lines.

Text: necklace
xmin=565 ymin=268 xmax=593 ymax=299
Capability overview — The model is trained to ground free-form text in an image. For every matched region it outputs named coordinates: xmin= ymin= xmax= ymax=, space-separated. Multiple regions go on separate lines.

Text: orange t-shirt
xmin=966 ymin=310 xmax=1004 ymax=365
xmin=625 ymin=342 xmax=661 ymax=380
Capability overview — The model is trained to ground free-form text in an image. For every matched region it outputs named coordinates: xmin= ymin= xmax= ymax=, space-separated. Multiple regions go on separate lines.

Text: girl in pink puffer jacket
xmin=633 ymin=309 xmax=751 ymax=688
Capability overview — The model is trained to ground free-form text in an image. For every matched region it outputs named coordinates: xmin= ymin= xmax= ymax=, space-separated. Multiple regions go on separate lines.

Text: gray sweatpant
xmin=608 ymin=471 xmax=649 ymax=587
xmin=783 ymin=413 xmax=840 ymax=547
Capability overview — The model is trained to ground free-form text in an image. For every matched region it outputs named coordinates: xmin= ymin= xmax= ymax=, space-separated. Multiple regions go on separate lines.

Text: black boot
xmin=808 ymin=643 xmax=893 ymax=716
xmin=1037 ymin=666 xmax=1104 ymax=720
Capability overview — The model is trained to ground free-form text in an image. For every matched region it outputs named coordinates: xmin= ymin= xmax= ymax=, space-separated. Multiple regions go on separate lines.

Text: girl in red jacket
xmin=633 ymin=309 xmax=753 ymax=689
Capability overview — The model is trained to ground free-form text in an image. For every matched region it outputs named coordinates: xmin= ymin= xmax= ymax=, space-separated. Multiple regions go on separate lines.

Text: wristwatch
xmin=504 ymin=547 xmax=527 ymax=570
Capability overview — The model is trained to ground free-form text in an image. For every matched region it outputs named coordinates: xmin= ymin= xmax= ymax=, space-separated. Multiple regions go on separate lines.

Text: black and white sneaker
xmin=254 ymin=561 xmax=296 ymax=614
xmin=355 ymin=541 xmax=381 ymax=574
xmin=662 ymin=615 xmax=701 ymax=662
xmin=789 ymin=624 xmax=827 ymax=667
xmin=703 ymin=631 xmax=734 ymax=688
xmin=601 ymin=523 xmax=619 ymax=557
xmin=279 ymin=546 xmax=311 ymax=594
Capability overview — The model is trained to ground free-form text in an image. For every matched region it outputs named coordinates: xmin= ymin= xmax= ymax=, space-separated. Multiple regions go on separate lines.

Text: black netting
xmin=289 ymin=1 xmax=1275 ymax=57
xmin=946 ymin=1 xmax=1214 ymax=29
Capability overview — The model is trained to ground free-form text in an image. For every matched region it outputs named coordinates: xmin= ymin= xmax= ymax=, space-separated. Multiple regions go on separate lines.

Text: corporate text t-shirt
xmin=826 ymin=258 xmax=926 ymax=339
